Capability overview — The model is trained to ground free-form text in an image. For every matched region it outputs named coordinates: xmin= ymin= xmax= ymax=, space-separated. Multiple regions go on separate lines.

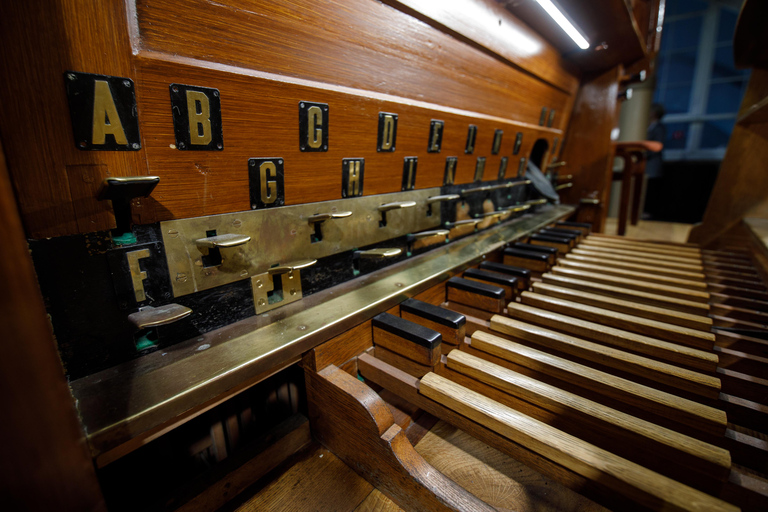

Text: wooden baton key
xmin=372 ymin=312 xmax=442 ymax=366
xmin=400 ymin=298 xmax=466 ymax=346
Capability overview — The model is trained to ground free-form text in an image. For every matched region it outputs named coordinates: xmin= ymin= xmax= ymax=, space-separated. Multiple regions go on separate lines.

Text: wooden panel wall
xmin=0 ymin=139 xmax=106 ymax=511
xmin=559 ymin=67 xmax=622 ymax=232
xmin=0 ymin=0 xmax=579 ymax=238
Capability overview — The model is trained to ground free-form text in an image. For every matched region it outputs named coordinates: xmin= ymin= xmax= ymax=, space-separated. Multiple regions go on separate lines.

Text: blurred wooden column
xmin=0 ymin=139 xmax=106 ymax=510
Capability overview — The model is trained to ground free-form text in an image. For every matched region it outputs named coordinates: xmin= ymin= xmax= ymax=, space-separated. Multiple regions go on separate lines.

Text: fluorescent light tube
xmin=534 ymin=0 xmax=590 ymax=50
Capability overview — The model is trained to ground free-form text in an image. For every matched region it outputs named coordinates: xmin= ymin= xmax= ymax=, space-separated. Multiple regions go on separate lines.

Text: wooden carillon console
xmin=7 ymin=1 xmax=768 ymax=512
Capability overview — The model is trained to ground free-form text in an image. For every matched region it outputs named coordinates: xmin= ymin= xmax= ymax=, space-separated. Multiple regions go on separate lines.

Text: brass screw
xmin=258 ymin=298 xmax=266 ymax=306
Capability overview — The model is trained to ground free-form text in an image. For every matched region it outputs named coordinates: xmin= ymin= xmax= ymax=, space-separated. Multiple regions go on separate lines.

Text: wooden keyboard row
xmin=356 ymin=232 xmax=768 ymax=511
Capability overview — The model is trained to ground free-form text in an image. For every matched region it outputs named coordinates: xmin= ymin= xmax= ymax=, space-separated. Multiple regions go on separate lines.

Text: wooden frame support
xmin=305 ymin=364 xmax=494 ymax=512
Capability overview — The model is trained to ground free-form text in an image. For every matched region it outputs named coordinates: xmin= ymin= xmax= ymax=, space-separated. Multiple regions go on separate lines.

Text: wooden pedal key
xmin=528 ymin=233 xmax=573 ymax=254
xmin=509 ymin=243 xmax=557 ymax=265
xmin=446 ymin=277 xmax=506 ymax=314
xmin=400 ymin=298 xmax=466 ymax=347
xmin=479 ymin=261 xmax=531 ymax=291
xmin=463 ymin=268 xmax=518 ymax=301
xmin=555 ymin=221 xmax=592 ymax=236
xmin=372 ymin=312 xmax=442 ymax=378
xmin=503 ymin=248 xmax=551 ymax=272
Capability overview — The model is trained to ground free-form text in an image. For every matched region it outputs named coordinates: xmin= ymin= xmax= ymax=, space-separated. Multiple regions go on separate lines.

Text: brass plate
xmin=72 ymin=205 xmax=574 ymax=464
xmin=162 ymin=188 xmax=443 ymax=297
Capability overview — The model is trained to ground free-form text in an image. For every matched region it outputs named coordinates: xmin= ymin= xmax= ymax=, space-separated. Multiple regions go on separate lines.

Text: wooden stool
xmin=613 ymin=141 xmax=663 ymax=236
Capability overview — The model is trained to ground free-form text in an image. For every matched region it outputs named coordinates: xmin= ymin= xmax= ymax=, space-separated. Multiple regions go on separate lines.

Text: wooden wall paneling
xmin=382 ymin=0 xmax=580 ymax=95
xmin=559 ymin=67 xmax=622 ymax=232
xmin=0 ymin=0 xmax=151 ymax=238
xmin=135 ymin=0 xmax=578 ymax=129
xmin=133 ymin=54 xmax=564 ymax=221
xmin=688 ymin=70 xmax=768 ymax=246
xmin=1 ymin=0 xmax=577 ymax=238
xmin=0 ymin=138 xmax=106 ymax=511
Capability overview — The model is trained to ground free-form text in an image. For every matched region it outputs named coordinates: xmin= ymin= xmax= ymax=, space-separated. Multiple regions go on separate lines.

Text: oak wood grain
xmin=531 ymin=282 xmax=713 ymax=331
xmin=541 ymin=273 xmax=711 ymax=316
xmin=519 ymin=291 xmax=716 ymax=351
xmin=374 ymin=346 xmax=435 ymax=379
xmin=306 ymin=364 xmax=495 ymax=512
xmin=558 ymin=259 xmax=709 ymax=291
xmin=490 ymin=314 xmax=721 ymax=399
xmin=357 ymin=353 xmax=639 ymax=511
xmin=444 ymin=350 xmax=731 ymax=482
xmin=550 ymin=266 xmax=711 ymax=303
xmin=465 ymin=331 xmax=727 ymax=437
xmin=419 ymin=373 xmax=738 ymax=512
xmin=570 ymin=248 xmax=705 ymax=271
xmin=563 ymin=253 xmax=708 ymax=281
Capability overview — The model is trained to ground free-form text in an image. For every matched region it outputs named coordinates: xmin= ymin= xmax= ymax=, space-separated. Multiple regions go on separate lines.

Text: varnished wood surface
xmin=557 ymin=259 xmax=709 ymax=290
xmin=373 ymin=325 xmax=441 ymax=366
xmin=531 ymin=282 xmax=714 ymax=331
xmin=306 ymin=364 xmax=495 ymax=511
xmin=559 ymin=67 xmax=621 ymax=232
xmin=563 ymin=253 xmax=708 ymax=281
xmin=444 ymin=350 xmax=731 ymax=482
xmin=412 ymin=420 xmax=606 ymax=512
xmin=358 ymin=353 xmax=642 ymax=510
xmin=550 ymin=266 xmax=711 ymax=303
xmin=468 ymin=331 xmax=726 ymax=437
xmin=234 ymin=443 xmax=373 ymax=511
xmin=490 ymin=313 xmax=721 ymax=398
xmin=519 ymin=291 xmax=716 ymax=351
xmin=419 ymin=372 xmax=739 ymax=512
xmin=0 ymin=138 xmax=106 ymax=510
xmin=0 ymin=0 xmax=576 ymax=238
xmin=571 ymin=247 xmax=705 ymax=271
xmin=541 ymin=273 xmax=711 ymax=315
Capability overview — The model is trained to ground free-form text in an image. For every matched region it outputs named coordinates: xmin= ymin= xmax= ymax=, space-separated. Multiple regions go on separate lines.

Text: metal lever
xmin=378 ymin=201 xmax=416 ymax=228
xmin=526 ymin=198 xmax=548 ymax=206
xmin=356 ymin=248 xmax=402 ymax=259
xmin=407 ymin=229 xmax=449 ymax=240
xmin=98 ymin=176 xmax=160 ymax=245
xmin=460 ymin=185 xmax=493 ymax=197
xmin=268 ymin=259 xmax=317 ymax=275
xmin=547 ymin=161 xmax=567 ymax=169
xmin=501 ymin=204 xmax=532 ymax=213
xmin=555 ymin=182 xmax=573 ymax=191
xmin=252 ymin=259 xmax=317 ymax=314
xmin=426 ymin=194 xmax=460 ymax=204
xmin=446 ymin=219 xmax=482 ymax=228
xmin=128 ymin=304 xmax=192 ymax=330
xmin=195 ymin=233 xmax=251 ymax=248
xmin=580 ymin=198 xmax=600 ymax=205
xmin=308 ymin=211 xmax=353 ymax=224
xmin=378 ymin=201 xmax=416 ymax=212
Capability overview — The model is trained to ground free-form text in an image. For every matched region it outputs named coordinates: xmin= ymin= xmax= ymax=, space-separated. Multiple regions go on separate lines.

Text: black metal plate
xmin=299 ymin=101 xmax=329 ymax=152
xmin=498 ymin=157 xmax=509 ymax=180
xmin=249 ymin=158 xmax=285 ymax=209
xmin=427 ymin=119 xmax=444 ymax=153
xmin=402 ymin=157 xmax=417 ymax=191
xmin=64 ymin=71 xmax=141 ymax=151
xmin=514 ymin=132 xmax=523 ymax=155
xmin=377 ymin=112 xmax=398 ymax=152
xmin=492 ymin=129 xmax=503 ymax=154
xmin=341 ymin=158 xmax=365 ymax=198
xmin=169 ymin=83 xmax=224 ymax=151
xmin=474 ymin=157 xmax=486 ymax=182
xmin=465 ymin=124 xmax=477 ymax=154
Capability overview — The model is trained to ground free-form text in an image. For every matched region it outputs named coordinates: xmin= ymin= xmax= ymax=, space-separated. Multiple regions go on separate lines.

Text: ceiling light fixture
xmin=533 ymin=0 xmax=590 ymax=50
